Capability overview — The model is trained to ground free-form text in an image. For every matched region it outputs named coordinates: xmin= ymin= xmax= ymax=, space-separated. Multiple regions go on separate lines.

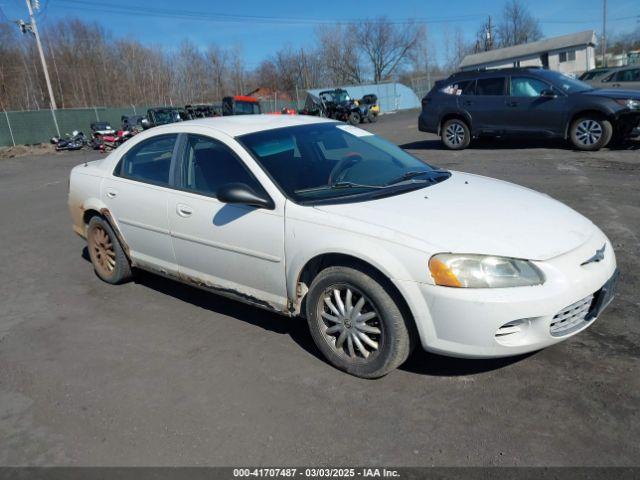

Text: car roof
xmin=172 ymin=114 xmax=337 ymax=137
xmin=447 ymin=67 xmax=545 ymax=80
xmin=604 ymin=65 xmax=640 ymax=72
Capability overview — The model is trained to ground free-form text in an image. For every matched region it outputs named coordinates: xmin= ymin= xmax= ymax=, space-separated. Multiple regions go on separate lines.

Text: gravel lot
xmin=1 ymin=110 xmax=638 ymax=466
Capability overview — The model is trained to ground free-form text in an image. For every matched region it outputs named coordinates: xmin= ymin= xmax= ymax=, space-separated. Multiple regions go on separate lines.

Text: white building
xmin=459 ymin=30 xmax=597 ymax=76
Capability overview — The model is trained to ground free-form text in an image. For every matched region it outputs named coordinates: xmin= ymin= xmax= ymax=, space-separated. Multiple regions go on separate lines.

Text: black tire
xmin=86 ymin=216 xmax=132 ymax=284
xmin=367 ymin=111 xmax=378 ymax=123
xmin=348 ymin=112 xmax=361 ymax=126
xmin=441 ymin=118 xmax=471 ymax=150
xmin=306 ymin=266 xmax=412 ymax=378
xmin=569 ymin=116 xmax=613 ymax=151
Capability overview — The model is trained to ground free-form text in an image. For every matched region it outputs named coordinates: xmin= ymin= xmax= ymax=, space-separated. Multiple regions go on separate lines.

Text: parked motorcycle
xmin=50 ymin=131 xmax=88 ymax=151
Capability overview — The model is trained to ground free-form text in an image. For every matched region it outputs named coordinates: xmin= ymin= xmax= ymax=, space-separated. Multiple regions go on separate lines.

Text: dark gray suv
xmin=418 ymin=67 xmax=640 ymax=151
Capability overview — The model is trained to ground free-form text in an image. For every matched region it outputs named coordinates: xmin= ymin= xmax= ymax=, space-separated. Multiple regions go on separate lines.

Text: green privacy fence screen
xmin=0 ymin=101 xmax=300 ymax=147
xmin=0 ymin=106 xmax=153 ymax=147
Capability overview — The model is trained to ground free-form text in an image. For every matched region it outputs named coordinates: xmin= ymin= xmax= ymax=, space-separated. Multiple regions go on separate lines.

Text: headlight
xmin=428 ymin=253 xmax=544 ymax=288
xmin=614 ymin=99 xmax=640 ymax=109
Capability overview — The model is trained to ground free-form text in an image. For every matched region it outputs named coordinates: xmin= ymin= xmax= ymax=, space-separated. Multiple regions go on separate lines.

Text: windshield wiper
xmin=385 ymin=169 xmax=450 ymax=186
xmin=294 ymin=181 xmax=386 ymax=194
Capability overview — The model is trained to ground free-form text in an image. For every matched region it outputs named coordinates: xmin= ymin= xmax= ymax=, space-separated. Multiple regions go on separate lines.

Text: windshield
xmin=579 ymin=69 xmax=610 ymax=81
xmin=536 ymin=70 xmax=594 ymax=93
xmin=238 ymin=123 xmax=449 ymax=204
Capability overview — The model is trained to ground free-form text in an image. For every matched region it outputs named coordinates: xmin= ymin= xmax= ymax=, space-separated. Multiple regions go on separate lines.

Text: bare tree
xmin=316 ymin=24 xmax=363 ymax=85
xmin=357 ymin=18 xmax=424 ymax=83
xmin=496 ymin=0 xmax=543 ymax=47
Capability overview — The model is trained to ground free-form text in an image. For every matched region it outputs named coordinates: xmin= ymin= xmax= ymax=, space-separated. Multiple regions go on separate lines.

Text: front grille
xmin=549 ymin=294 xmax=594 ymax=337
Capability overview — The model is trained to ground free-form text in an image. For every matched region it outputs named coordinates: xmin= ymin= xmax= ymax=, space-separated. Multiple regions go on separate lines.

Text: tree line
xmin=0 ymin=16 xmax=429 ymax=111
xmin=1 ymin=0 xmax=638 ymax=112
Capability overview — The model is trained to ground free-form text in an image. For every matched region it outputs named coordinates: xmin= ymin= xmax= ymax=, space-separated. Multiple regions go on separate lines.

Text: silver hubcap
xmin=320 ymin=287 xmax=382 ymax=360
xmin=576 ymin=120 xmax=603 ymax=145
xmin=445 ymin=122 xmax=465 ymax=145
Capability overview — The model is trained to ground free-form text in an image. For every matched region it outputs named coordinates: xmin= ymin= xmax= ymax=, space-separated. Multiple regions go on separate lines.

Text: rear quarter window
xmin=441 ymin=80 xmax=472 ymax=95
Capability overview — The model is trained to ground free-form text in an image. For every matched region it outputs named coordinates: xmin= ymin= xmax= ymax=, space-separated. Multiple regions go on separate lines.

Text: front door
xmin=167 ymin=133 xmax=287 ymax=310
xmin=505 ymin=76 xmax=567 ymax=136
xmin=101 ymin=133 xmax=179 ymax=274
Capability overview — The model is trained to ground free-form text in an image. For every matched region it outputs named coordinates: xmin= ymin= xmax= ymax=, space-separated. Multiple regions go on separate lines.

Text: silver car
xmin=585 ymin=65 xmax=640 ymax=91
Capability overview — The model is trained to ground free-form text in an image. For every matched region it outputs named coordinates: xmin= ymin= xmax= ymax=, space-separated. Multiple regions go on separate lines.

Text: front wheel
xmin=348 ymin=112 xmax=361 ymax=126
xmin=306 ymin=266 xmax=412 ymax=378
xmin=569 ymin=116 xmax=612 ymax=151
xmin=441 ymin=118 xmax=470 ymax=150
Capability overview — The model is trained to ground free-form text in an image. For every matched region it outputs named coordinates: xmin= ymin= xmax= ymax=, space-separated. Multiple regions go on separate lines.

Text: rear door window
xmin=475 ymin=77 xmax=506 ymax=95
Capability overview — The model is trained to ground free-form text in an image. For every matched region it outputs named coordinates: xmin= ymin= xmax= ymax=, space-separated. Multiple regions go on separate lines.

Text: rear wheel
xmin=306 ymin=266 xmax=412 ymax=378
xmin=367 ymin=111 xmax=378 ymax=123
xmin=569 ymin=116 xmax=612 ymax=151
xmin=87 ymin=216 xmax=131 ymax=284
xmin=441 ymin=118 xmax=470 ymax=150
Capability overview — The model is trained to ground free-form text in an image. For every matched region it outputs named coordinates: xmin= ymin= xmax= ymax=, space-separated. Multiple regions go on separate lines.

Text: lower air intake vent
xmin=549 ymin=295 xmax=594 ymax=337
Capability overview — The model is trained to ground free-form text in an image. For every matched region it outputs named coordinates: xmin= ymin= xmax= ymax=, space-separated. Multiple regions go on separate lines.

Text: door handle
xmin=106 ymin=189 xmax=117 ymax=198
xmin=176 ymin=204 xmax=193 ymax=217
xmin=611 ymin=83 xmax=621 ymax=87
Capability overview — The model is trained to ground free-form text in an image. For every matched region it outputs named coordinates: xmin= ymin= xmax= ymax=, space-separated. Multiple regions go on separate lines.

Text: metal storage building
xmin=306 ymin=82 xmax=421 ymax=113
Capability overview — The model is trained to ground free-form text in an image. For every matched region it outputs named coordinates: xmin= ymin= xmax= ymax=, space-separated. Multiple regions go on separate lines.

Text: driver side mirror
xmin=216 ymin=183 xmax=274 ymax=210
xmin=540 ymin=89 xmax=558 ymax=99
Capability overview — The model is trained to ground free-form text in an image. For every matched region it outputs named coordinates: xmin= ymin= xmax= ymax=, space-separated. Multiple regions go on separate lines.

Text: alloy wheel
xmin=319 ymin=285 xmax=383 ymax=360
xmin=575 ymin=120 xmax=603 ymax=146
xmin=89 ymin=225 xmax=116 ymax=277
xmin=445 ymin=122 xmax=465 ymax=146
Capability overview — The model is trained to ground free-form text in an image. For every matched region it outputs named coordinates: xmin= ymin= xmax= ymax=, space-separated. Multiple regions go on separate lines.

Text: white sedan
xmin=68 ymin=115 xmax=618 ymax=378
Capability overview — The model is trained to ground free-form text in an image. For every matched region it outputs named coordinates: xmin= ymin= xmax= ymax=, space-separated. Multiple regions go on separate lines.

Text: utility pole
xmin=486 ymin=16 xmax=493 ymax=51
xmin=23 ymin=0 xmax=59 ymax=135
xmin=601 ymin=0 xmax=608 ymax=67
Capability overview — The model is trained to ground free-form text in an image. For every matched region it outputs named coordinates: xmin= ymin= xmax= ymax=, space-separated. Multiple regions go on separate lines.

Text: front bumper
xmin=395 ymin=230 xmax=617 ymax=358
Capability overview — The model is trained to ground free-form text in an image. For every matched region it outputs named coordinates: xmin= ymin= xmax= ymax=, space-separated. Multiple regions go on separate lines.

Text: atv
xmin=317 ymin=89 xmax=381 ymax=125
xmin=358 ymin=94 xmax=380 ymax=123
xmin=319 ymin=89 xmax=362 ymax=125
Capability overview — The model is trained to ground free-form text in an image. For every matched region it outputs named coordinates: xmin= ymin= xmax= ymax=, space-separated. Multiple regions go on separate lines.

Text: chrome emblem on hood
xmin=581 ymin=244 xmax=606 ymax=266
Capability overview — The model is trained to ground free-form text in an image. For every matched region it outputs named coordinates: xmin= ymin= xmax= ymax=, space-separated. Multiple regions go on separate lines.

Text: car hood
xmin=314 ymin=172 xmax=595 ymax=261
xmin=580 ymin=88 xmax=640 ymax=100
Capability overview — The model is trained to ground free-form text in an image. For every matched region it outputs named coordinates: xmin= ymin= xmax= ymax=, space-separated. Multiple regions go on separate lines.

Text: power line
xmin=53 ymin=0 xmax=636 ymax=26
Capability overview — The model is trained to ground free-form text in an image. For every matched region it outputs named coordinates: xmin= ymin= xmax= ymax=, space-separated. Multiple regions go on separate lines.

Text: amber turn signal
xmin=428 ymin=257 xmax=462 ymax=287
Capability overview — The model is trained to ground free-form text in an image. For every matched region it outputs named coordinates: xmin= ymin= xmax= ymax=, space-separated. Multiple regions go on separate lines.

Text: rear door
xmin=166 ymin=133 xmax=287 ymax=310
xmin=101 ymin=134 xmax=179 ymax=274
xmin=505 ymin=76 xmax=568 ymax=136
xmin=458 ymin=76 xmax=509 ymax=134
